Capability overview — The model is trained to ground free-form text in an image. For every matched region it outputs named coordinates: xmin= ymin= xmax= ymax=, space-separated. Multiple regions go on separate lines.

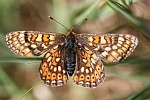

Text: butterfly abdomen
xmin=65 ymin=33 xmax=76 ymax=76
xmin=66 ymin=48 xmax=76 ymax=76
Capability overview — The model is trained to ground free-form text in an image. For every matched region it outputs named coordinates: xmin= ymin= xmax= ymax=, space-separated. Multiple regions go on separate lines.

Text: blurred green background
xmin=0 ymin=0 xmax=150 ymax=100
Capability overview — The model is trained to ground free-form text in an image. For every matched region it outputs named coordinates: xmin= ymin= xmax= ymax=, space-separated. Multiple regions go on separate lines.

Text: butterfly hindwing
xmin=5 ymin=31 xmax=65 ymax=56
xmin=73 ymin=46 xmax=105 ymax=88
xmin=39 ymin=44 xmax=68 ymax=87
xmin=76 ymin=34 xmax=138 ymax=62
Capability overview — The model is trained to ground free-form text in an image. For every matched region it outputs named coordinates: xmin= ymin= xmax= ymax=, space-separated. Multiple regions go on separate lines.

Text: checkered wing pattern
xmin=73 ymin=46 xmax=105 ymax=88
xmin=76 ymin=34 xmax=138 ymax=62
xmin=39 ymin=45 xmax=68 ymax=87
xmin=5 ymin=31 xmax=65 ymax=56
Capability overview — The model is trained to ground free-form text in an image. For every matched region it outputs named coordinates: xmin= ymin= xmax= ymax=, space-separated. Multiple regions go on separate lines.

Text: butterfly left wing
xmin=5 ymin=31 xmax=65 ymax=56
xmin=73 ymin=46 xmax=105 ymax=88
xmin=76 ymin=33 xmax=138 ymax=62
xmin=39 ymin=44 xmax=68 ymax=87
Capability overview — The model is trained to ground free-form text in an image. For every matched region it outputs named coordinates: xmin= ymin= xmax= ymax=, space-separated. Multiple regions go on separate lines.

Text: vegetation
xmin=0 ymin=0 xmax=150 ymax=100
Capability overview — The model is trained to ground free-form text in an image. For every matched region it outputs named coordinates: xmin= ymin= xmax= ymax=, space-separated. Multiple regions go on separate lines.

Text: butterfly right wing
xmin=73 ymin=46 xmax=105 ymax=88
xmin=39 ymin=44 xmax=68 ymax=87
xmin=6 ymin=31 xmax=65 ymax=56
xmin=76 ymin=33 xmax=138 ymax=62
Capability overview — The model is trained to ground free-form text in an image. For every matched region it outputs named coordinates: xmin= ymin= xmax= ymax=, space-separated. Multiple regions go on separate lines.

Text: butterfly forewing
xmin=39 ymin=44 xmax=68 ymax=87
xmin=76 ymin=34 xmax=138 ymax=62
xmin=73 ymin=46 xmax=105 ymax=88
xmin=5 ymin=31 xmax=65 ymax=56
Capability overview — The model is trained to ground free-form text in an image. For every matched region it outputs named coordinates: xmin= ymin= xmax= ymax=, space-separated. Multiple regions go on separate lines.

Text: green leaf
xmin=126 ymin=86 xmax=150 ymax=100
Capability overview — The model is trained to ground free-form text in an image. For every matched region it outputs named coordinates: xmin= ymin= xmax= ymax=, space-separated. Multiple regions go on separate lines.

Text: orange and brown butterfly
xmin=5 ymin=16 xmax=138 ymax=88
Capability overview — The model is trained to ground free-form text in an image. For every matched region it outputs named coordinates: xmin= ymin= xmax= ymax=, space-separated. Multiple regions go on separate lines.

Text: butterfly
xmin=5 ymin=17 xmax=138 ymax=88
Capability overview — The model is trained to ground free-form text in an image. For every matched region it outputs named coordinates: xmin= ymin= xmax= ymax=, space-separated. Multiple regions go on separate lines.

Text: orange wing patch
xmin=73 ymin=47 xmax=105 ymax=88
xmin=5 ymin=31 xmax=65 ymax=56
xmin=39 ymin=45 xmax=68 ymax=87
xmin=77 ymin=34 xmax=138 ymax=62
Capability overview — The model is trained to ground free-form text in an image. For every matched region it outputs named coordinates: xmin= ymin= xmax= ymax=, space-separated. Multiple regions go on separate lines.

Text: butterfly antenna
xmin=73 ymin=18 xmax=88 ymax=29
xmin=48 ymin=16 xmax=70 ymax=30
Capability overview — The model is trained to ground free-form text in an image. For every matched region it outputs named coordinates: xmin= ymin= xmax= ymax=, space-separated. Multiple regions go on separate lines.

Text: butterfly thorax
xmin=65 ymin=31 xmax=76 ymax=76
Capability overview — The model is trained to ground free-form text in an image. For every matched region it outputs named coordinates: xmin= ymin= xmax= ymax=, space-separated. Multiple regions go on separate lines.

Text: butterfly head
xmin=66 ymin=28 xmax=76 ymax=37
